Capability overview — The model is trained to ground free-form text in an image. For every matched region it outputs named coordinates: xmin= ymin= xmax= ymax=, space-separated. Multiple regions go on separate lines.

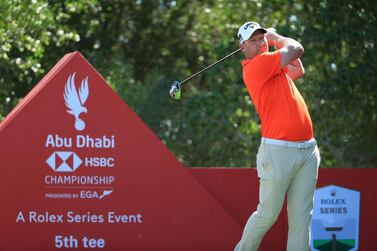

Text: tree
xmin=1 ymin=0 xmax=376 ymax=167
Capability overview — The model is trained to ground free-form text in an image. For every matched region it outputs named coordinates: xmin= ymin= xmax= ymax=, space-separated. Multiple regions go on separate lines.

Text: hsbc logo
xmin=46 ymin=151 xmax=82 ymax=172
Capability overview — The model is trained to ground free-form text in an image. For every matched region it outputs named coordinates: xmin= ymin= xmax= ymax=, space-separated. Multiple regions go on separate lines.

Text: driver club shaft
xmin=180 ymin=48 xmax=241 ymax=85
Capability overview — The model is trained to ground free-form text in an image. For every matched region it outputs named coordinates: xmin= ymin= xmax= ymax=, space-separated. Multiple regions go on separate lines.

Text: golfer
xmin=234 ymin=22 xmax=321 ymax=251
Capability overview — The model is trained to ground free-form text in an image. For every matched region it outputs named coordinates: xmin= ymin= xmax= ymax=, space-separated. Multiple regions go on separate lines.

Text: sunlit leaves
xmin=1 ymin=0 xmax=376 ymax=167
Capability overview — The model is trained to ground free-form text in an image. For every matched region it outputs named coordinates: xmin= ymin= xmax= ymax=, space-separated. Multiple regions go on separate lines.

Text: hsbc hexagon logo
xmin=46 ymin=151 xmax=82 ymax=172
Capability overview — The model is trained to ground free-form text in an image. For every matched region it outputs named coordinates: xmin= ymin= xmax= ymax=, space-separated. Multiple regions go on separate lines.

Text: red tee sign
xmin=0 ymin=52 xmax=241 ymax=251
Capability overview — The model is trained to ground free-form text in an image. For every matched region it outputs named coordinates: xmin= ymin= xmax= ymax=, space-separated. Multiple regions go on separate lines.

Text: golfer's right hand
xmin=266 ymin=28 xmax=278 ymax=47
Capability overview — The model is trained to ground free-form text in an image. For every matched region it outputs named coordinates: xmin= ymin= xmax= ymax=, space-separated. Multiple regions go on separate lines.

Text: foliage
xmin=0 ymin=0 xmax=376 ymax=167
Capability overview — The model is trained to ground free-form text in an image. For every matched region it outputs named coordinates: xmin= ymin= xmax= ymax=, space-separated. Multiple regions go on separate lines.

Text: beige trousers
xmin=235 ymin=142 xmax=320 ymax=251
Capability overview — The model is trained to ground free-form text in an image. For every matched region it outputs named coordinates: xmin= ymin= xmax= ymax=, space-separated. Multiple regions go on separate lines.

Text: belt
xmin=261 ymin=137 xmax=317 ymax=149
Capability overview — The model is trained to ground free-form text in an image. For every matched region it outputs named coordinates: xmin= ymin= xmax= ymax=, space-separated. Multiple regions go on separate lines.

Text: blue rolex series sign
xmin=310 ymin=185 xmax=360 ymax=251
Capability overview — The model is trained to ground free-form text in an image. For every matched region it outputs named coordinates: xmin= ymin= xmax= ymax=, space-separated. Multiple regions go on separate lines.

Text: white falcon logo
xmin=64 ymin=73 xmax=89 ymax=131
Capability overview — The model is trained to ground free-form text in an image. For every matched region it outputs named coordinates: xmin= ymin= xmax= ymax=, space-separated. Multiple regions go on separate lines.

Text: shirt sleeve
xmin=251 ymin=51 xmax=282 ymax=83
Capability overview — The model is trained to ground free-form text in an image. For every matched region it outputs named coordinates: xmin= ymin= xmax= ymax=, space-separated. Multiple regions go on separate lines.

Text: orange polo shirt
xmin=241 ymin=51 xmax=313 ymax=141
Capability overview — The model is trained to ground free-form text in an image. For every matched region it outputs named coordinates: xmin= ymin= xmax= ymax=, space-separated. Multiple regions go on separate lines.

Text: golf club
xmin=169 ymin=48 xmax=241 ymax=100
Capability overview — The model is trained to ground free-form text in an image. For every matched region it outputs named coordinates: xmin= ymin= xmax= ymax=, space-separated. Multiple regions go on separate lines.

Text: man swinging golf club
xmin=234 ymin=22 xmax=321 ymax=251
